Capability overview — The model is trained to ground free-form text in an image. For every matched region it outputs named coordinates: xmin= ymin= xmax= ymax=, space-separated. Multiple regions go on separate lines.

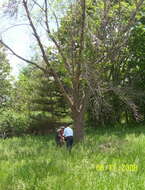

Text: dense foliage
xmin=0 ymin=0 xmax=144 ymax=137
xmin=0 ymin=45 xmax=11 ymax=109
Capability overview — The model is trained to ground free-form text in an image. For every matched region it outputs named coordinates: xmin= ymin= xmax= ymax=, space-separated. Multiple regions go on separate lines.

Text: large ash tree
xmin=0 ymin=0 xmax=144 ymax=141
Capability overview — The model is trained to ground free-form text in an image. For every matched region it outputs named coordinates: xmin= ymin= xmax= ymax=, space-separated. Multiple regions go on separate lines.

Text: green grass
xmin=0 ymin=124 xmax=145 ymax=190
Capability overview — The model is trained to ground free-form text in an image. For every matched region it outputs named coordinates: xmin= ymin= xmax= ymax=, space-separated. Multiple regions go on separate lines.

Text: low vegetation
xmin=0 ymin=125 xmax=145 ymax=190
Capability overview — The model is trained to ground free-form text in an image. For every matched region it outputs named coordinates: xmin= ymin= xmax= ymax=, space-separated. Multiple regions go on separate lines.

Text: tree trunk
xmin=125 ymin=110 xmax=129 ymax=123
xmin=73 ymin=110 xmax=85 ymax=142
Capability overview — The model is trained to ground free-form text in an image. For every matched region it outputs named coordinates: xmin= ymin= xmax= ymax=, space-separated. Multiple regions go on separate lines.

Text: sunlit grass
xmin=0 ymin=125 xmax=145 ymax=190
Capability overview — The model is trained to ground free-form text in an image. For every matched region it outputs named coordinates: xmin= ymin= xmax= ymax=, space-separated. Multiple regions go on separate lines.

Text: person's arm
xmin=58 ymin=132 xmax=62 ymax=138
xmin=64 ymin=129 xmax=66 ymax=137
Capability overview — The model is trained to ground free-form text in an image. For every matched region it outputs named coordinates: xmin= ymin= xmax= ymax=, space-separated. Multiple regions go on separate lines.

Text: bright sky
xmin=0 ymin=2 xmax=32 ymax=78
xmin=0 ymin=0 xmax=69 ymax=78
xmin=2 ymin=27 xmax=31 ymax=77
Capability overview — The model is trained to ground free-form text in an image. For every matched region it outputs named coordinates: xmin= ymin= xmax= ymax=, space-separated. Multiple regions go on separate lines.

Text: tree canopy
xmin=0 ymin=0 xmax=144 ymax=140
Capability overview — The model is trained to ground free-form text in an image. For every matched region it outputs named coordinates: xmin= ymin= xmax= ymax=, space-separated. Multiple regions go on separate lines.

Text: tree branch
xmin=122 ymin=0 xmax=144 ymax=34
xmin=23 ymin=0 xmax=49 ymax=67
xmin=0 ymin=39 xmax=45 ymax=72
xmin=44 ymin=0 xmax=72 ymax=75
xmin=22 ymin=0 xmax=74 ymax=108
xmin=79 ymin=0 xmax=86 ymax=57
xmin=0 ymin=24 xmax=30 ymax=35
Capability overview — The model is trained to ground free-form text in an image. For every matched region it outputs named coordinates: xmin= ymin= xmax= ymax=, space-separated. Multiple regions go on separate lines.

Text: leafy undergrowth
xmin=0 ymin=125 xmax=145 ymax=190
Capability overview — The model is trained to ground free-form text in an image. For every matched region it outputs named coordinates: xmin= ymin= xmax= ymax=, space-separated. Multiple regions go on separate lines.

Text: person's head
xmin=56 ymin=129 xmax=61 ymax=133
xmin=60 ymin=126 xmax=65 ymax=131
xmin=67 ymin=124 xmax=72 ymax=128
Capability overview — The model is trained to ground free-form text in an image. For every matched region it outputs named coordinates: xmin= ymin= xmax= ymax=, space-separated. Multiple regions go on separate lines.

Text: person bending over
xmin=55 ymin=128 xmax=64 ymax=147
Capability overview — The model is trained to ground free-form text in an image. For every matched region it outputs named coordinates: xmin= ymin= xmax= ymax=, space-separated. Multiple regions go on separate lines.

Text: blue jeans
xmin=65 ymin=136 xmax=73 ymax=151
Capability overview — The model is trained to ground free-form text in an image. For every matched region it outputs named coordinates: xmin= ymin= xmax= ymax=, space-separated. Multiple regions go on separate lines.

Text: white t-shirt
xmin=64 ymin=127 xmax=73 ymax=137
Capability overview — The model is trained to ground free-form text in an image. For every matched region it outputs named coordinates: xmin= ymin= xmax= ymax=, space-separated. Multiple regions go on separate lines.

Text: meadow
xmin=0 ymin=125 xmax=145 ymax=190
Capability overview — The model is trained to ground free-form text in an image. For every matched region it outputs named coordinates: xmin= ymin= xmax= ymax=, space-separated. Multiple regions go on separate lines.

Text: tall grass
xmin=0 ymin=125 xmax=145 ymax=190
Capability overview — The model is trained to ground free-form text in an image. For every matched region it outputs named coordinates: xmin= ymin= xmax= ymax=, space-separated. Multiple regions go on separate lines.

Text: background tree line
xmin=0 ymin=0 xmax=144 ymax=140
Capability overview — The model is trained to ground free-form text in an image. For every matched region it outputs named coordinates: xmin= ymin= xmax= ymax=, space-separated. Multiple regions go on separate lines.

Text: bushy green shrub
xmin=0 ymin=110 xmax=30 ymax=137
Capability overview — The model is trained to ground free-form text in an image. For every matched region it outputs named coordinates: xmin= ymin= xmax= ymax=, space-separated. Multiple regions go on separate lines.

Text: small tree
xmin=0 ymin=45 xmax=11 ymax=109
